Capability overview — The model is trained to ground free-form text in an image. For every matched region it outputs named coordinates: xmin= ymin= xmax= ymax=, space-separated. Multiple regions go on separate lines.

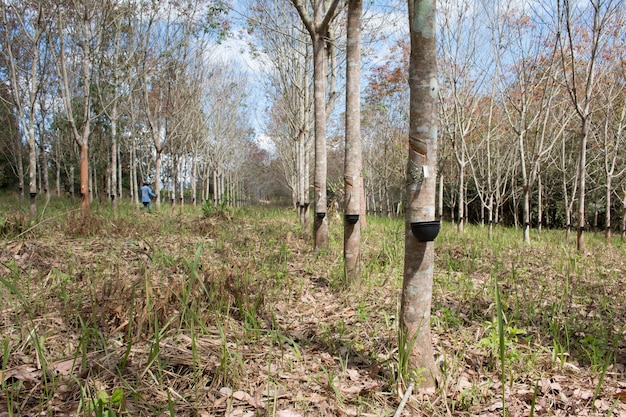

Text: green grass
xmin=0 ymin=195 xmax=624 ymax=416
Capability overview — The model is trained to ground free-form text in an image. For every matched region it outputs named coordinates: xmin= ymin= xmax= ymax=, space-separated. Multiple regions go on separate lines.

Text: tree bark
xmin=344 ymin=0 xmax=363 ymax=283
xmin=312 ymin=29 xmax=329 ymax=249
xmin=402 ymin=0 xmax=439 ymax=389
xmin=80 ymin=143 xmax=89 ymax=212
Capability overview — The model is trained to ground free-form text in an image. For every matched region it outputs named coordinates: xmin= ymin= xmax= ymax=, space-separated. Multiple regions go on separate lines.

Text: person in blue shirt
xmin=140 ymin=181 xmax=157 ymax=211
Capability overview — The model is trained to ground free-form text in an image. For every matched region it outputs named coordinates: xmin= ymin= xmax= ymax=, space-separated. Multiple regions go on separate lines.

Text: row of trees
xmin=256 ymin=0 xmax=625 ymax=250
xmin=0 ymin=0 xmax=265 ymax=217
xmin=251 ymin=0 xmax=438 ymax=386
xmin=357 ymin=0 xmax=626 ymax=251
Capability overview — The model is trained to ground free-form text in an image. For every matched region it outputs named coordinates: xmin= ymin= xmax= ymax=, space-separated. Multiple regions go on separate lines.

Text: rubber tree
xmin=343 ymin=0 xmax=363 ymax=283
xmin=1 ymin=0 xmax=48 ymax=218
xmin=291 ymin=0 xmax=341 ymax=250
xmin=52 ymin=0 xmax=106 ymax=215
xmin=598 ymin=74 xmax=626 ymax=242
xmin=557 ymin=0 xmax=618 ymax=252
xmin=438 ymin=0 xmax=482 ymax=235
xmin=248 ymin=0 xmax=313 ymax=228
xmin=401 ymin=0 xmax=439 ymax=388
xmin=497 ymin=1 xmax=561 ymax=245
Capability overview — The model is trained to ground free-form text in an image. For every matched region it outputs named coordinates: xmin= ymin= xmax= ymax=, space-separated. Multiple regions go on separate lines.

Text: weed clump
xmin=64 ymin=211 xmax=102 ymax=237
xmin=0 ymin=214 xmax=33 ymax=239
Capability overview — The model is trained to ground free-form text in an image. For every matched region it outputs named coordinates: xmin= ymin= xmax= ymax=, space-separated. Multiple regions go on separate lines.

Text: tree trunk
xmin=457 ymin=162 xmax=464 ymax=234
xmin=55 ymin=155 xmax=61 ymax=198
xmin=519 ymin=125 xmax=531 ymax=243
xmin=41 ymin=142 xmax=49 ymax=204
xmin=576 ymin=118 xmax=589 ymax=252
xmin=488 ymin=195 xmax=494 ymax=239
xmin=522 ymin=184 xmax=531 ymax=244
xmin=70 ymin=166 xmax=75 ymax=200
xmin=438 ymin=174 xmax=444 ymax=219
xmin=118 ymin=143 xmax=123 ymax=200
xmin=402 ymin=0 xmax=439 ymax=389
xmin=605 ymin=178 xmax=611 ymax=243
xmin=131 ymin=138 xmax=139 ymax=209
xmin=90 ymin=158 xmax=95 ymax=203
xmin=344 ymin=0 xmax=363 ymax=283
xmin=298 ymin=132 xmax=307 ymax=226
xmin=80 ymin=143 xmax=89 ymax=214
xmin=213 ymin=170 xmax=218 ymax=205
xmin=304 ymin=137 xmax=311 ymax=232
xmin=155 ymin=147 xmax=162 ymax=209
xmin=16 ymin=138 xmax=24 ymax=200
xmin=312 ymin=29 xmax=329 ymax=249
xmin=538 ymin=173 xmax=543 ymax=233
xmin=28 ymin=128 xmax=37 ymax=219
xmin=111 ymin=105 xmax=118 ymax=215
xmin=360 ymin=176 xmax=367 ymax=230
xmin=622 ymin=188 xmax=626 ymax=239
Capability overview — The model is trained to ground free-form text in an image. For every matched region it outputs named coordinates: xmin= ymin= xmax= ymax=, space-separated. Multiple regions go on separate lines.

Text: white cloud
xmin=255 ymin=133 xmax=276 ymax=156
xmin=211 ymin=33 xmax=270 ymax=77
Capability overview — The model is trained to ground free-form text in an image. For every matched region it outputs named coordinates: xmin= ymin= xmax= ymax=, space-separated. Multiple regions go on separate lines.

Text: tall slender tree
xmin=1 ymin=0 xmax=49 ymax=218
xmin=344 ymin=0 xmax=363 ymax=282
xmin=401 ymin=0 xmax=439 ymax=388
xmin=557 ymin=0 xmax=618 ymax=252
xmin=51 ymin=0 xmax=108 ymax=214
xmin=291 ymin=0 xmax=341 ymax=249
xmin=248 ymin=0 xmax=314 ymax=228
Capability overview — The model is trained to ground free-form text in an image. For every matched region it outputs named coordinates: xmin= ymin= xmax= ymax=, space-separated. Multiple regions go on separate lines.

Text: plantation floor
xmin=1 ymin=203 xmax=625 ymax=416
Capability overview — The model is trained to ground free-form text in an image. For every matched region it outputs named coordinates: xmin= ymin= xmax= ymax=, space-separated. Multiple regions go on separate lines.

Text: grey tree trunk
xmin=576 ymin=119 xmax=589 ymax=252
xmin=558 ymin=0 xmax=615 ymax=252
xmin=118 ymin=143 xmax=123 ymax=200
xmin=622 ymin=187 xmax=626 ymax=238
xmin=111 ymin=104 xmax=118 ymax=215
xmin=538 ymin=173 xmax=543 ymax=233
xmin=28 ymin=124 xmax=37 ymax=219
xmin=402 ymin=0 xmax=439 ymax=389
xmin=70 ymin=166 xmax=75 ymax=200
xmin=312 ymin=30 xmax=329 ymax=249
xmin=344 ymin=0 xmax=363 ymax=283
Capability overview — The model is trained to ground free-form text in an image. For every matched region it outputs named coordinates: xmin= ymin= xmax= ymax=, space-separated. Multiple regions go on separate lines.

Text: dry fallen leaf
xmin=614 ymin=391 xmax=626 ymax=403
xmin=220 ymin=387 xmax=233 ymax=397
xmin=594 ymin=398 xmax=612 ymax=411
xmin=1 ymin=366 xmax=40 ymax=384
xmin=225 ymin=406 xmax=245 ymax=416
xmin=232 ymin=390 xmax=264 ymax=408
xmin=457 ymin=374 xmax=473 ymax=391
xmin=51 ymin=358 xmax=80 ymax=376
xmin=345 ymin=368 xmax=360 ymax=381
xmin=488 ymin=401 xmax=503 ymax=411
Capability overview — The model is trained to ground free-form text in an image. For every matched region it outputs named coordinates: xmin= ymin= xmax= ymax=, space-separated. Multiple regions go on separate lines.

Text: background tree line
xmin=0 ymin=0 xmax=266 ymax=217
xmin=248 ymin=0 xmax=625 ymax=250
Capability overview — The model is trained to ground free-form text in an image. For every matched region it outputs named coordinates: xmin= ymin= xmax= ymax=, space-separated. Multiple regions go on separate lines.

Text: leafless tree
xmin=248 ymin=0 xmax=314 ymax=227
xmin=557 ymin=0 xmax=620 ymax=252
